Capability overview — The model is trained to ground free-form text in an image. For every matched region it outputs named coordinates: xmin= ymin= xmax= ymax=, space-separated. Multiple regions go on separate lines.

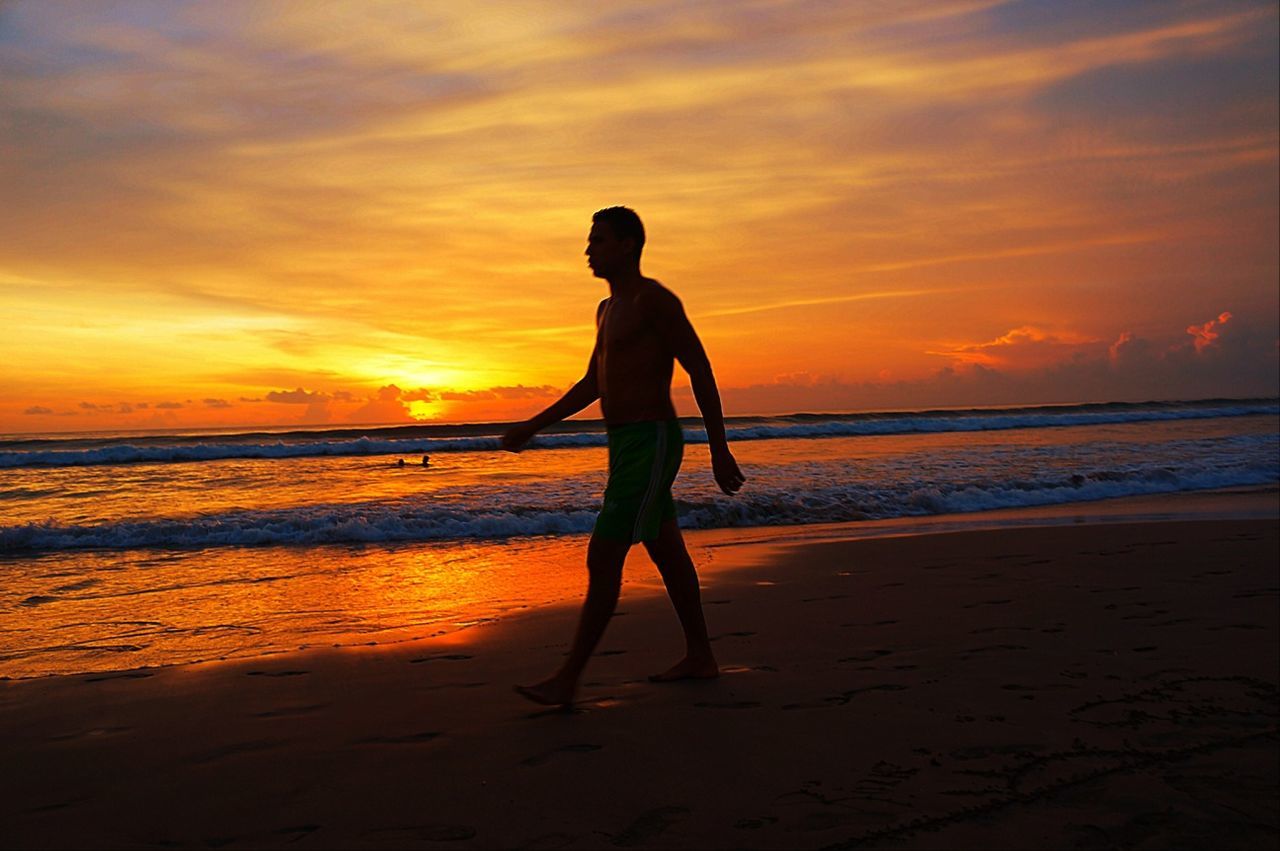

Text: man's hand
xmin=501 ymin=421 xmax=538 ymax=453
xmin=711 ymin=447 xmax=746 ymax=495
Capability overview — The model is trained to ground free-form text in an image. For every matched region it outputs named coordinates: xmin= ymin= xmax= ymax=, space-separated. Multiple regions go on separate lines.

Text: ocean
xmin=2 ymin=398 xmax=1276 ymax=679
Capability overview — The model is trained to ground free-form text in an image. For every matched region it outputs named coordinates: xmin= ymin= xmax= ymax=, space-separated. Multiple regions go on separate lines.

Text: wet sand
xmin=2 ymin=509 xmax=1277 ymax=849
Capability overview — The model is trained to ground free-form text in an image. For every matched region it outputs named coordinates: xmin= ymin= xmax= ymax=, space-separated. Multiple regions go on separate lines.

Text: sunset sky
xmin=2 ymin=0 xmax=1277 ymax=433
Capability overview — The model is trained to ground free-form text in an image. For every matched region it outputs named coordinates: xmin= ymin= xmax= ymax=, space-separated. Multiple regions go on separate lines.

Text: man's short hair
xmin=593 ymin=206 xmax=645 ymax=257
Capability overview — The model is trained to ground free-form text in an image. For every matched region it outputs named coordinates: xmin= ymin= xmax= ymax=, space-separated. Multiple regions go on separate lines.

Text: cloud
xmin=346 ymin=384 xmax=412 ymax=424
xmin=155 ymin=401 xmax=184 ymax=409
xmin=23 ymin=405 xmax=53 ymax=415
xmin=203 ymin=398 xmax=232 ymax=408
xmin=438 ymin=384 xmax=560 ymax=402
xmin=718 ymin=311 xmax=1278 ymax=413
xmin=1186 ymin=310 xmax=1233 ymax=353
xmin=929 ymin=326 xmax=1102 ymax=369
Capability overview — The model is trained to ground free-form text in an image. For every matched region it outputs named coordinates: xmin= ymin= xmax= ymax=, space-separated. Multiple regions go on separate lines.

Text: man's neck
xmin=605 ymin=267 xmax=645 ymax=297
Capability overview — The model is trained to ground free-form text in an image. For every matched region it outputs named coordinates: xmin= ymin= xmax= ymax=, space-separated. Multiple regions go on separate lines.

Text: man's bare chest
xmin=599 ymin=301 xmax=655 ymax=352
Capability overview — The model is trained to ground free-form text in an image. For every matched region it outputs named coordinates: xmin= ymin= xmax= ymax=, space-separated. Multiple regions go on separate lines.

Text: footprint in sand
xmin=783 ymin=684 xmax=907 ymax=709
xmin=962 ymin=598 xmax=1012 ymax=609
xmin=251 ymin=703 xmax=327 ymax=719
xmin=22 ymin=795 xmax=91 ymax=814
xmin=365 ymin=824 xmax=476 ymax=842
xmin=202 ymin=824 xmax=321 ymax=847
xmin=46 ymin=726 xmax=132 ymax=742
xmin=839 ymin=649 xmax=893 ymax=662
xmin=245 ymin=669 xmax=309 ymax=678
xmin=693 ymin=700 xmax=762 ymax=709
xmin=520 ymin=743 xmax=603 ymax=766
xmin=357 ymin=730 xmax=443 ymax=745
xmin=419 ymin=681 xmax=487 ymax=691
xmin=83 ymin=671 xmax=153 ymax=683
xmin=961 ymin=644 xmax=1029 ymax=658
xmin=721 ymin=665 xmax=778 ymax=674
xmin=189 ymin=739 xmax=279 ymax=765
xmin=610 ymin=806 xmax=690 ymax=847
xmin=409 ymin=653 xmax=473 ymax=664
xmin=710 ymin=630 xmax=756 ymax=642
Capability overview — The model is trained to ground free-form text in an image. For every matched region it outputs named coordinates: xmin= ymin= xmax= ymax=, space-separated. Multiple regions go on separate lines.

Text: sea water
xmin=2 ymin=398 xmax=1276 ymax=678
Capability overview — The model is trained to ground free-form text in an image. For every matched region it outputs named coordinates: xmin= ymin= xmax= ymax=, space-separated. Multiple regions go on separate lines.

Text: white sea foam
xmin=4 ymin=450 xmax=1274 ymax=553
xmin=1 ymin=400 xmax=1274 ymax=469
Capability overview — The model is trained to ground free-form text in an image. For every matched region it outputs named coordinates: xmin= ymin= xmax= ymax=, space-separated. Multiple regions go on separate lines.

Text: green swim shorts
xmin=593 ymin=419 xmax=684 ymax=544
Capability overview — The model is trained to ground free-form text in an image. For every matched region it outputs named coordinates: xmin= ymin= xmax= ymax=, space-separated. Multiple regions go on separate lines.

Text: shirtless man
xmin=502 ymin=206 xmax=746 ymax=708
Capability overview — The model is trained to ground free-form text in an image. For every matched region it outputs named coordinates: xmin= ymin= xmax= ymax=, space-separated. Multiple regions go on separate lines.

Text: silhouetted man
xmin=502 ymin=206 xmax=746 ymax=708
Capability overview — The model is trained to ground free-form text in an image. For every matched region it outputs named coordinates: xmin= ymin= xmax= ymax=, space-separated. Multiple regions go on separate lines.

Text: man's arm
xmin=501 ymin=305 xmax=604 ymax=452
xmin=647 ymin=291 xmax=746 ymax=495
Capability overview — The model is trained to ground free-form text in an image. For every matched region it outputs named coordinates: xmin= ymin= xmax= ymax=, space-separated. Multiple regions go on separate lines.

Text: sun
xmin=408 ymin=400 xmax=444 ymax=421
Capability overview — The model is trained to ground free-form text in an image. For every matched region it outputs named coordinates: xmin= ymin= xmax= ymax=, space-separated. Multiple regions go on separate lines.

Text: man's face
xmin=585 ymin=221 xmax=632 ymax=278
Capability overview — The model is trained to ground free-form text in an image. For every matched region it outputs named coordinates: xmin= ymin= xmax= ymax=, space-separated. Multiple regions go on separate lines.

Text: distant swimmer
xmin=502 ymin=206 xmax=745 ymax=709
xmin=422 ymin=455 xmax=430 ymax=466
xmin=396 ymin=458 xmax=406 ymax=467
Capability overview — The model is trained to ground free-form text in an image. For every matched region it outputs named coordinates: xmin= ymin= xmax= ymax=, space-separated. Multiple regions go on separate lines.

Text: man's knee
xmin=587 ymin=534 xmax=628 ymax=579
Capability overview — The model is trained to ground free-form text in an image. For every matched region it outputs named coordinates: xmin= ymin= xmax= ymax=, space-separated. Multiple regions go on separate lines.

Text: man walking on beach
xmin=502 ymin=207 xmax=746 ymax=708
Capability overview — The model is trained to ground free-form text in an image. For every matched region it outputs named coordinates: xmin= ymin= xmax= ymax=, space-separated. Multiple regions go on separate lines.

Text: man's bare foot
xmin=513 ymin=677 xmax=576 ymax=708
xmin=648 ymin=655 xmax=720 ymax=683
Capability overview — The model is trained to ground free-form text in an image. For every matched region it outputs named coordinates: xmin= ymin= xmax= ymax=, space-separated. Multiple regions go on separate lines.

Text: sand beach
xmin=2 ymin=493 xmax=1277 ymax=850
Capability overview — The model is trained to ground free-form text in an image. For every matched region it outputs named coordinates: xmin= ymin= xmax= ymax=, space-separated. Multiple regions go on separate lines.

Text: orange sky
xmin=1 ymin=1 xmax=1277 ymax=433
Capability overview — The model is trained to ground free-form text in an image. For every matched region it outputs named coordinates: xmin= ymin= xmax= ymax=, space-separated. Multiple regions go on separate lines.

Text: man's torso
xmin=595 ymin=279 xmax=676 ymax=425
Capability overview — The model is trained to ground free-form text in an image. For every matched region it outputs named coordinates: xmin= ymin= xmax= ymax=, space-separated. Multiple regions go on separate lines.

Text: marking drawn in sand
xmin=819 ymin=676 xmax=1279 ymax=849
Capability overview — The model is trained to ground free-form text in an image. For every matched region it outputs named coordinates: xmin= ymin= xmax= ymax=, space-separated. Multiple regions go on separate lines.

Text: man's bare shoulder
xmin=637 ymin=278 xmax=683 ymax=313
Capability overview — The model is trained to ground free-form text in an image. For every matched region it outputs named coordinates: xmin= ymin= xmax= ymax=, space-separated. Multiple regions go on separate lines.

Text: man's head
xmin=587 ymin=206 xmax=645 ymax=279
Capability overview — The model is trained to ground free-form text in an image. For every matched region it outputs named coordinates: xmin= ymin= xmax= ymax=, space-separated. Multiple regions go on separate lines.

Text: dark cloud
xmin=202 ymin=398 xmax=232 ymax=408
xmin=155 ymin=401 xmax=184 ymax=409
xmin=266 ymin=388 xmax=328 ymax=404
xmin=23 ymin=405 xmax=53 ymax=415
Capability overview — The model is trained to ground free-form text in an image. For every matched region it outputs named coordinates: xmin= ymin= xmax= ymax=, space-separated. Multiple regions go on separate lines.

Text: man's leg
xmin=643 ymin=517 xmax=719 ymax=682
xmin=515 ymin=532 xmax=630 ymax=707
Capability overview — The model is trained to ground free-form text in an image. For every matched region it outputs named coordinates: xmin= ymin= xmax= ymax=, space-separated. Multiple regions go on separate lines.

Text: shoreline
xmin=2 ymin=507 xmax=1276 ymax=848
xmin=4 ymin=486 xmax=1276 ymax=683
